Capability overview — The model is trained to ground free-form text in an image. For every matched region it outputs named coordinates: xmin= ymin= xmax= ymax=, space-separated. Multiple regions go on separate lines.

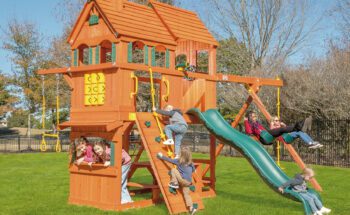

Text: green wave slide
xmin=187 ymin=108 xmax=322 ymax=215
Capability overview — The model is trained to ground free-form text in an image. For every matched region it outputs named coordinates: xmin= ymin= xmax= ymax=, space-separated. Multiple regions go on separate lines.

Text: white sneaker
xmin=320 ymin=207 xmax=331 ymax=214
xmin=174 ymin=155 xmax=179 ymax=159
xmin=309 ymin=142 xmax=323 ymax=149
xmin=315 ymin=144 xmax=324 ymax=149
xmin=163 ymin=139 xmax=174 ymax=145
xmin=313 ymin=211 xmax=322 ymax=215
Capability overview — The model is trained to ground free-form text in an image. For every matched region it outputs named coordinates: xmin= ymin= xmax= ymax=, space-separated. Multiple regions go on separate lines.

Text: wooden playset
xmin=38 ymin=0 xmax=322 ymax=214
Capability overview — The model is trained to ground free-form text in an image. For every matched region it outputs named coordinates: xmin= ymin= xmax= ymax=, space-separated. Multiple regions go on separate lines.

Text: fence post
xmin=17 ymin=135 xmax=20 ymax=152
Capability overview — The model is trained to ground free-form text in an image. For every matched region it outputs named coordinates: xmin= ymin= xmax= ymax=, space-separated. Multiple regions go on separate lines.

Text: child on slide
xmin=157 ymin=147 xmax=197 ymax=215
xmin=270 ymin=116 xmax=323 ymax=149
xmin=153 ymin=105 xmax=188 ymax=159
xmin=244 ymin=111 xmax=312 ymax=145
xmin=278 ymin=168 xmax=331 ymax=215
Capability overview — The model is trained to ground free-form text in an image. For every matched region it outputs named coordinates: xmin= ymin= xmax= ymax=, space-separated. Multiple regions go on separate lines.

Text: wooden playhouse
xmin=38 ymin=0 xmax=321 ymax=214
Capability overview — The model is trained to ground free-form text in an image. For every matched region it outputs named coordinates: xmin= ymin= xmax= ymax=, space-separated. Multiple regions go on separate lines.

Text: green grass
xmin=0 ymin=153 xmax=349 ymax=215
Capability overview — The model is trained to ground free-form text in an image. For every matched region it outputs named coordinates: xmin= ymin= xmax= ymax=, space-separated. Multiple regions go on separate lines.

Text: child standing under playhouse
xmin=121 ymin=149 xmax=133 ymax=204
xmin=278 ymin=167 xmax=331 ymax=215
xmin=157 ymin=147 xmax=197 ymax=215
xmin=153 ymin=105 xmax=188 ymax=159
xmin=270 ymin=116 xmax=323 ymax=149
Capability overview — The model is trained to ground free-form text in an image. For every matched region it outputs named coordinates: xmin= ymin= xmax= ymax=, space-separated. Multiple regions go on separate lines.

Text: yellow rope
xmin=40 ymin=77 xmax=47 ymax=152
xmin=40 ymin=75 xmax=61 ymax=152
xmin=149 ymin=68 xmax=173 ymax=157
xmin=55 ymin=92 xmax=61 ymax=152
xmin=276 ymin=76 xmax=283 ymax=169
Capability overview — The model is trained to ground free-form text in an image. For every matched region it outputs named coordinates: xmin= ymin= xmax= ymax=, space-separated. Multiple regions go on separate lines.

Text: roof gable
xmin=96 ymin=0 xmax=176 ymax=45
xmin=68 ymin=1 xmax=117 ymax=47
xmin=150 ymin=1 xmax=218 ymax=46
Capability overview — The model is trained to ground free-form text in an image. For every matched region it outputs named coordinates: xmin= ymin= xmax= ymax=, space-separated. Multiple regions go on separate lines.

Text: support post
xmin=209 ymin=135 xmax=216 ymax=190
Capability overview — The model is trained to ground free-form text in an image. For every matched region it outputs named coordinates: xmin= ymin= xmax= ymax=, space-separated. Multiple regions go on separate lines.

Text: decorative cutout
xmin=84 ymin=72 xmax=105 ymax=106
xmin=89 ymin=8 xmax=99 ymax=26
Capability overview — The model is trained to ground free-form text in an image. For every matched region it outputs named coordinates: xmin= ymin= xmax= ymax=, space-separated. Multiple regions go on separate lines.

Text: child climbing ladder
xmin=152 ymin=105 xmax=188 ymax=159
xmin=157 ymin=147 xmax=198 ymax=215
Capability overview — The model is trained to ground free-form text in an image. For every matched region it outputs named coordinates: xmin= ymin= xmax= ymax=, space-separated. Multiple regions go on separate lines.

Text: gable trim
xmin=67 ymin=1 xmax=118 ymax=46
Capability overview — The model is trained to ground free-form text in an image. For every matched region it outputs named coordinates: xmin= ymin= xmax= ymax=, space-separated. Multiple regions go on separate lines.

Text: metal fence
xmin=0 ymin=134 xmax=71 ymax=153
xmin=181 ymin=119 xmax=350 ymax=168
xmin=1 ymin=119 xmax=349 ymax=167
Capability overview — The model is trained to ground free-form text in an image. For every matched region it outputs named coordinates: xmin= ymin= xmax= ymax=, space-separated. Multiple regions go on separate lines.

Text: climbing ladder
xmin=135 ymin=112 xmax=204 ymax=214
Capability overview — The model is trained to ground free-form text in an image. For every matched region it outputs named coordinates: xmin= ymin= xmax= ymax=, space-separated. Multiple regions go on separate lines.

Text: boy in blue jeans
xmin=153 ymin=105 xmax=188 ymax=159
xmin=278 ymin=168 xmax=331 ymax=215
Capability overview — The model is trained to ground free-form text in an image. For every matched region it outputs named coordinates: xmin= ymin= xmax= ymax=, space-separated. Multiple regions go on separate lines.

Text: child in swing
xmin=244 ymin=111 xmax=312 ymax=145
xmin=157 ymin=147 xmax=197 ymax=215
xmin=278 ymin=167 xmax=331 ymax=215
xmin=153 ymin=105 xmax=188 ymax=159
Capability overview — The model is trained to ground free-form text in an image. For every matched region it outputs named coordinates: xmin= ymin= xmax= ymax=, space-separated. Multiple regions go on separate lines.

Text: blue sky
xmin=0 ymin=0 xmax=341 ymax=74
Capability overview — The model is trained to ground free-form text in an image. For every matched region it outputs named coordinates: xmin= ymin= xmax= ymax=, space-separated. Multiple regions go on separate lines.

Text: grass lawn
xmin=0 ymin=152 xmax=349 ymax=215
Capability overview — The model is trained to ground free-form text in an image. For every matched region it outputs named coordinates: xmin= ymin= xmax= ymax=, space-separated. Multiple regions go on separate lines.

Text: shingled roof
xmin=69 ymin=0 xmax=217 ymax=46
xmin=150 ymin=1 xmax=218 ymax=46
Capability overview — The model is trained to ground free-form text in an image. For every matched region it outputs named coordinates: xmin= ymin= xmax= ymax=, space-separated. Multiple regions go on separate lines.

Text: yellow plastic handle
xmin=130 ymin=73 xmax=138 ymax=98
xmin=40 ymin=137 xmax=47 ymax=152
xmin=162 ymin=77 xmax=170 ymax=102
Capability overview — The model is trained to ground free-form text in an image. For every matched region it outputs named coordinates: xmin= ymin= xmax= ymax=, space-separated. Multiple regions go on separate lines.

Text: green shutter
xmin=166 ymin=49 xmax=170 ymax=68
xmin=127 ymin=42 xmax=133 ymax=63
xmin=110 ymin=141 xmax=115 ymax=166
xmin=144 ymin=45 xmax=149 ymax=65
xmin=73 ymin=49 xmax=78 ymax=66
xmin=111 ymin=43 xmax=116 ymax=63
xmin=89 ymin=47 xmax=93 ymax=64
xmin=151 ymin=47 xmax=156 ymax=66
xmin=95 ymin=46 xmax=100 ymax=64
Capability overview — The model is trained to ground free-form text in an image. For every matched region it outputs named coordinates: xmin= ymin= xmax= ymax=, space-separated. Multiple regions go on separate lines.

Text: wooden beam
xmin=38 ymin=64 xmax=283 ymax=87
xmin=63 ymin=73 xmax=74 ymax=89
xmin=217 ymin=73 xmax=283 ymax=87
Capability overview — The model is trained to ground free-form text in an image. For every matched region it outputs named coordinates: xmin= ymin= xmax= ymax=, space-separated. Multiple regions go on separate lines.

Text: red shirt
xmin=244 ymin=120 xmax=266 ymax=139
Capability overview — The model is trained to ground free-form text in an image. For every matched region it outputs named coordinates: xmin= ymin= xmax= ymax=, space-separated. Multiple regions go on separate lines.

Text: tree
xmin=2 ymin=19 xmax=44 ymax=114
xmin=0 ymin=72 xmax=16 ymax=119
xmin=207 ymin=0 xmax=319 ymax=71
xmin=281 ymin=43 xmax=350 ymax=119
xmin=7 ymin=109 xmax=38 ymax=128
xmin=2 ymin=19 xmax=68 ymax=128
xmin=216 ymin=37 xmax=251 ymax=75
xmin=333 ymin=0 xmax=350 ymax=41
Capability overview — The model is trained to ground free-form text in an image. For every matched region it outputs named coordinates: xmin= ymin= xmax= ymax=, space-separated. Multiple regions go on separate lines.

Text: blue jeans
xmin=164 ymin=124 xmax=187 ymax=156
xmin=121 ymin=162 xmax=132 ymax=203
xmin=289 ymin=131 xmax=314 ymax=146
xmin=299 ymin=192 xmax=323 ymax=213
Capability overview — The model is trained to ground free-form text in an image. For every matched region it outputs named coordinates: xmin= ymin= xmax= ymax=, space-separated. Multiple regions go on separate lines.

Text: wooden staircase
xmin=135 ymin=112 xmax=204 ymax=214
